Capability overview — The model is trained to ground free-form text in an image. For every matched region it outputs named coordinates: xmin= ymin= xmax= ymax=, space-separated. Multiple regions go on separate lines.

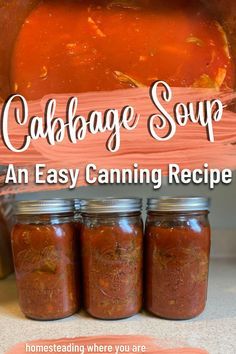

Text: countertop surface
xmin=0 ymin=258 xmax=236 ymax=354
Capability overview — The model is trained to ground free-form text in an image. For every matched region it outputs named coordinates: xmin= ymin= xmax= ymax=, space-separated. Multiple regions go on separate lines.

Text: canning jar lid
xmin=147 ymin=197 xmax=210 ymax=212
xmin=14 ymin=199 xmax=74 ymax=215
xmin=80 ymin=198 xmax=142 ymax=213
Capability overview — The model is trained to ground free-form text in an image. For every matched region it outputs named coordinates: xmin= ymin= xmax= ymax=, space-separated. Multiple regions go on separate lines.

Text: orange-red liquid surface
xmin=11 ymin=0 xmax=234 ymax=99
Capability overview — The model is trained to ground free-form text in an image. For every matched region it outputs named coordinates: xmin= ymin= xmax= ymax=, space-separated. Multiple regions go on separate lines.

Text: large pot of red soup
xmin=0 ymin=0 xmax=236 ymax=101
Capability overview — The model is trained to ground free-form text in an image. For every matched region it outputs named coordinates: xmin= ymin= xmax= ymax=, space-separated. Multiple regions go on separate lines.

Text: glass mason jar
xmin=11 ymin=199 xmax=80 ymax=320
xmin=74 ymin=198 xmax=82 ymax=233
xmin=0 ymin=208 xmax=13 ymax=279
xmin=0 ymin=195 xmax=15 ymax=279
xmin=80 ymin=198 xmax=143 ymax=319
xmin=145 ymin=197 xmax=211 ymax=320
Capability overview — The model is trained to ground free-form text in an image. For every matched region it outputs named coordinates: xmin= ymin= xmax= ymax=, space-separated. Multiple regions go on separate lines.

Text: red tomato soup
xmin=11 ymin=200 xmax=80 ymax=320
xmin=11 ymin=0 xmax=234 ymax=99
xmin=80 ymin=198 xmax=143 ymax=319
xmin=0 ymin=207 xmax=13 ymax=279
xmin=145 ymin=197 xmax=211 ymax=320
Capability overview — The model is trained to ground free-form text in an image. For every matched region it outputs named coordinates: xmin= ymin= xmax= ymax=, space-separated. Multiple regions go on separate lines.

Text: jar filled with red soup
xmin=145 ymin=197 xmax=211 ymax=320
xmin=11 ymin=199 xmax=79 ymax=320
xmin=80 ymin=198 xmax=143 ymax=319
